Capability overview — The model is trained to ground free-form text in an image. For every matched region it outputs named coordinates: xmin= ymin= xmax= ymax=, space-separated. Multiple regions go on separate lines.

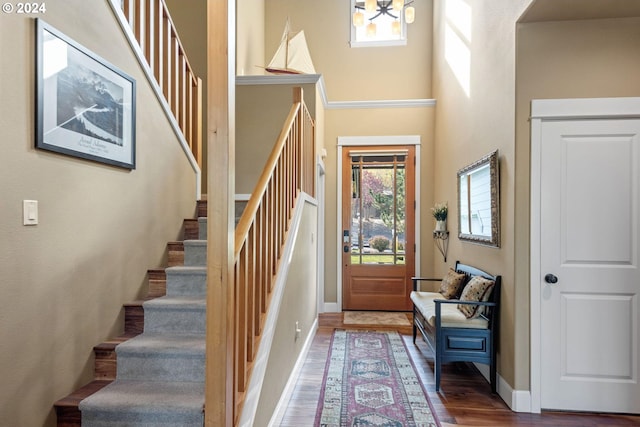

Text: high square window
xmin=350 ymin=0 xmax=411 ymax=47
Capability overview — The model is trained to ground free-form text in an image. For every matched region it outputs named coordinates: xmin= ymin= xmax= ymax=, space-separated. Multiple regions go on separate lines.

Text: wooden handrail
xmin=120 ymin=0 xmax=203 ymax=169
xmin=232 ymin=87 xmax=315 ymax=422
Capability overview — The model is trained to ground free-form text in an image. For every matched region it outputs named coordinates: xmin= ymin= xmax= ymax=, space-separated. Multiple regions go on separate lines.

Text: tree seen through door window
xmin=351 ymin=155 xmax=406 ymax=264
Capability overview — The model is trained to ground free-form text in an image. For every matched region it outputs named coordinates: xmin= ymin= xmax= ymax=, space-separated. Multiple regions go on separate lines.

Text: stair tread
xmin=123 ymin=298 xmax=155 ymax=307
xmin=79 ymin=380 xmax=204 ymax=411
xmin=94 ymin=333 xmax=138 ymax=351
xmin=55 ymin=380 xmax=112 ymax=407
xmin=183 ymin=239 xmax=206 ymax=245
xmin=143 ymin=296 xmax=205 ymax=308
xmin=165 ymin=265 xmax=206 ymax=273
xmin=117 ymin=333 xmax=205 ymax=355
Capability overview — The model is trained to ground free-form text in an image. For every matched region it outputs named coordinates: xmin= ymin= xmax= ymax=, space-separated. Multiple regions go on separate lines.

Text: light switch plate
xmin=23 ymin=200 xmax=38 ymax=225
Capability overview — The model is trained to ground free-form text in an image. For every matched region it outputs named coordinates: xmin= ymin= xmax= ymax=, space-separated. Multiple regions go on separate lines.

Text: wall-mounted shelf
xmin=433 ymin=230 xmax=449 ymax=262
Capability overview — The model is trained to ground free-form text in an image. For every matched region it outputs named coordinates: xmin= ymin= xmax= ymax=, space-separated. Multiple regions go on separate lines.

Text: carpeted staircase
xmin=55 ymin=200 xmax=253 ymax=426
xmin=53 ymin=201 xmax=211 ymax=426
xmin=79 ymin=220 xmax=208 ymax=426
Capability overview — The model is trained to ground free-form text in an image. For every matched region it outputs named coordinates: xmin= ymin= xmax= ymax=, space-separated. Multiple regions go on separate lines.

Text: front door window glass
xmin=350 ymin=154 xmax=406 ymax=265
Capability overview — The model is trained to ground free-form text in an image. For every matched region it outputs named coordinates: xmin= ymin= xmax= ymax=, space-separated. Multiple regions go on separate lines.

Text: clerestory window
xmin=350 ymin=0 xmax=412 ymax=47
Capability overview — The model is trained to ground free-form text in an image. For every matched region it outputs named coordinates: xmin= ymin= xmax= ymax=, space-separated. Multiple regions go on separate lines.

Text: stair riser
xmin=197 ymin=199 xmax=207 ymax=218
xmin=55 ymin=407 xmax=80 ymax=427
xmin=183 ymin=219 xmax=200 ymax=240
xmin=94 ymin=349 xmax=117 ymax=381
xmin=165 ymin=270 xmax=206 ymax=296
xmin=167 ymin=242 xmax=185 ymax=267
xmin=143 ymin=309 xmax=205 ymax=334
xmin=124 ymin=305 xmax=144 ymax=335
xmin=116 ymin=354 xmax=204 ymax=382
xmin=198 ymin=217 xmax=207 ymax=239
xmin=183 ymin=242 xmax=206 ymax=267
xmin=147 ymin=270 xmax=167 ymax=298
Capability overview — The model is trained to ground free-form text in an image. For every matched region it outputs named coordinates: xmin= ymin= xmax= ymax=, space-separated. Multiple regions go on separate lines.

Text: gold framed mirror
xmin=457 ymin=150 xmax=500 ymax=247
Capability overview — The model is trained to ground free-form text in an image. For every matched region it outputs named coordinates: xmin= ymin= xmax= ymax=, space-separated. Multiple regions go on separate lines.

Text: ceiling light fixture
xmin=352 ymin=0 xmax=415 ymax=37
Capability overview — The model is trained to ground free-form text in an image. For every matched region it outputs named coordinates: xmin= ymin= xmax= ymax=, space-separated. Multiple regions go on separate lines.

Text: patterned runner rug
xmin=315 ymin=330 xmax=440 ymax=427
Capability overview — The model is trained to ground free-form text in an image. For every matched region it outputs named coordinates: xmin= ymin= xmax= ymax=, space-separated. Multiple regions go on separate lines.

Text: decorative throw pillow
xmin=457 ymin=276 xmax=495 ymax=319
xmin=439 ymin=268 xmax=467 ymax=299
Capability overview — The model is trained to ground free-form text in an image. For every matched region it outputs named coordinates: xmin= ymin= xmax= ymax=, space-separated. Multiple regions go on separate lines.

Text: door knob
xmin=544 ymin=274 xmax=558 ymax=284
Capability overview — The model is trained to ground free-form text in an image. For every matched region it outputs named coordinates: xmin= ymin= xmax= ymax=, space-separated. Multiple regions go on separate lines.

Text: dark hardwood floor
xmin=278 ymin=313 xmax=640 ymax=426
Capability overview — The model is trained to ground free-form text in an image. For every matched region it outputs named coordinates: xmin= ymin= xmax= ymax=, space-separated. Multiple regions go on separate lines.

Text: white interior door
xmin=539 ymin=117 xmax=640 ymax=413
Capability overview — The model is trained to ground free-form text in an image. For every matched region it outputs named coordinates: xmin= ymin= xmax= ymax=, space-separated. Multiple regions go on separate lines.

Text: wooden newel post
xmin=205 ymin=0 xmax=235 ymax=426
xmin=293 ymin=87 xmax=304 ymax=193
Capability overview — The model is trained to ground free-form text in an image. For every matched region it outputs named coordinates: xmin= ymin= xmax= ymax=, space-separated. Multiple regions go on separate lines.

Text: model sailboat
xmin=266 ymin=20 xmax=316 ymax=75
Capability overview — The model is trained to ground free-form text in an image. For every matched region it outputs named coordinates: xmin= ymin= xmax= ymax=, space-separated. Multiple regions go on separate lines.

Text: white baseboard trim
xmin=268 ymin=318 xmax=319 ymax=427
xmin=323 ymin=302 xmax=341 ymax=313
xmin=511 ymin=389 xmax=533 ymax=413
xmin=473 ymin=363 xmax=532 ymax=413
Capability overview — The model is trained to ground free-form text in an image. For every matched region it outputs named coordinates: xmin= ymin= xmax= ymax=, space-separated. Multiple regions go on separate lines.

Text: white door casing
xmin=530 ymin=97 xmax=640 ymax=414
xmin=540 ymin=119 xmax=640 ymax=412
xmin=335 ymin=136 xmax=421 ymax=313
xmin=317 ymin=156 xmax=326 ymax=314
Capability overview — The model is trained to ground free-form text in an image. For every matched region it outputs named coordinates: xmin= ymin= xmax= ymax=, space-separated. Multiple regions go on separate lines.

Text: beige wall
xmin=254 ymin=200 xmax=317 ymax=426
xmin=431 ymin=0 xmax=532 ymax=390
xmin=237 ymin=0 xmax=265 ymax=76
xmin=3 ymin=2 xmax=635 ymax=423
xmin=164 ymin=0 xmax=207 ymax=87
xmin=322 ymin=107 xmax=436 ymax=302
xmin=262 ymin=0 xmax=436 ymax=306
xmin=433 ymin=0 xmax=640 ymax=394
xmin=171 ymin=0 xmax=266 ymax=191
xmin=0 ymin=2 xmax=197 ymax=425
xmin=514 ymin=16 xmax=640 ymax=389
xmin=236 ymin=82 xmax=318 ymax=194
xmin=163 ymin=0 xmax=640 ymax=409
xmin=265 ymin=0 xmax=433 ymax=101
xmin=163 ymin=0 xmax=209 ymax=193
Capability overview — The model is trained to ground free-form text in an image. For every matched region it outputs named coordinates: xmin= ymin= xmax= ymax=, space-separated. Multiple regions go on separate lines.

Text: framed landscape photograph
xmin=36 ymin=19 xmax=136 ymax=169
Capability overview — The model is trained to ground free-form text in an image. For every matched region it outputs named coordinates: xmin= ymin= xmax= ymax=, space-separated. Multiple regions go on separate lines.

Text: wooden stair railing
xmin=232 ymin=87 xmax=315 ymax=422
xmin=119 ymin=0 xmax=203 ymax=169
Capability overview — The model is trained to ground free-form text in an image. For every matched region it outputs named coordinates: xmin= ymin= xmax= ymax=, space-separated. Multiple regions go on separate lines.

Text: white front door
xmin=537 ymin=113 xmax=640 ymax=413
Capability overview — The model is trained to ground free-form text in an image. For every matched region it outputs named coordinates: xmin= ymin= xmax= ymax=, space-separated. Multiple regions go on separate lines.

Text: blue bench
xmin=411 ymin=261 xmax=501 ymax=393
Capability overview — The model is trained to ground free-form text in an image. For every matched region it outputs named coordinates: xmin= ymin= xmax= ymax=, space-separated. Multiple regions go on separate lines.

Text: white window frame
xmin=350 ymin=0 xmax=409 ymax=48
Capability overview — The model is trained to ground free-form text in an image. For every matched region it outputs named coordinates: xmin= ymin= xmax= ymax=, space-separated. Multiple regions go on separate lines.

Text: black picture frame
xmin=36 ymin=19 xmax=136 ymax=169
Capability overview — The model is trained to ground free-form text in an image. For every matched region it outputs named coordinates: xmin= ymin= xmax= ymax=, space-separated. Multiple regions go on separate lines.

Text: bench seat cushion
xmin=410 ymin=291 xmax=489 ymax=329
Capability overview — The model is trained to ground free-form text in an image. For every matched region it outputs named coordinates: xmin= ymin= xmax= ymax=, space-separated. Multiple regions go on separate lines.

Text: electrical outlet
xmin=295 ymin=321 xmax=301 ymax=341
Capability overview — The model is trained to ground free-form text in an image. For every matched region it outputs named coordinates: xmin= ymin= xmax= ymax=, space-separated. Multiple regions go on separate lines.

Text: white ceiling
xmin=519 ymin=0 xmax=640 ymax=23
